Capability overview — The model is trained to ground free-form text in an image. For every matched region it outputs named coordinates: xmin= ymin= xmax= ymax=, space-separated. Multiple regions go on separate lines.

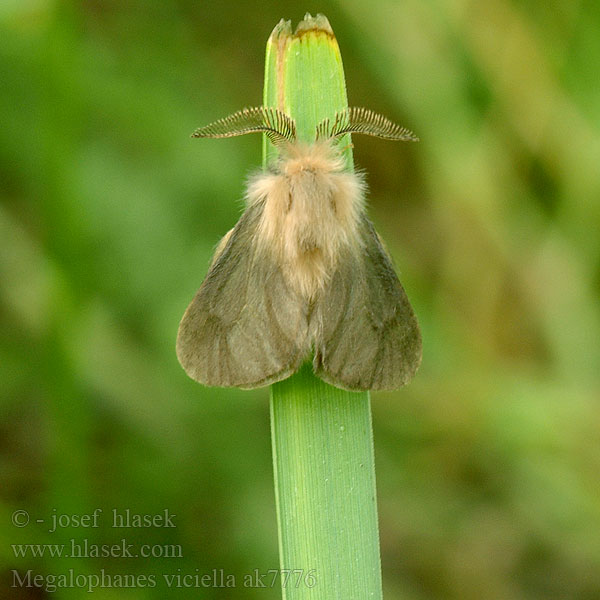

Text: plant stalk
xmin=266 ymin=15 xmax=383 ymax=600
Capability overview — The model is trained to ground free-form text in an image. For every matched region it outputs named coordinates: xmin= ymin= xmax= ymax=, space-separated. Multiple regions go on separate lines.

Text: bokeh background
xmin=2 ymin=1 xmax=599 ymax=598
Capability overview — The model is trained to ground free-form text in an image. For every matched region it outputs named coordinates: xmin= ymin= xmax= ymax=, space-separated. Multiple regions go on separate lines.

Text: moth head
xmin=192 ymin=106 xmax=418 ymax=148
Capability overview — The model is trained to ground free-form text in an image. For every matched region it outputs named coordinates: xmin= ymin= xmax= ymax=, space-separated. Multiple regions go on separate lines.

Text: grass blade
xmin=265 ymin=14 xmax=383 ymax=600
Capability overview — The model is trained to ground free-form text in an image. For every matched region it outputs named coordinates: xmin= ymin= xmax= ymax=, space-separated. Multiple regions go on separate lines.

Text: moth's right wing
xmin=313 ymin=218 xmax=422 ymax=391
xmin=176 ymin=203 xmax=309 ymax=388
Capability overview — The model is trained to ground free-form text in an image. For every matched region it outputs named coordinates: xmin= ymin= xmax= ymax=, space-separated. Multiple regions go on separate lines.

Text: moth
xmin=176 ymin=106 xmax=422 ymax=391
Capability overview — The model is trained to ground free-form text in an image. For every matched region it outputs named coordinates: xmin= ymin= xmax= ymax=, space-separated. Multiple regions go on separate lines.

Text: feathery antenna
xmin=317 ymin=107 xmax=418 ymax=142
xmin=192 ymin=107 xmax=297 ymax=146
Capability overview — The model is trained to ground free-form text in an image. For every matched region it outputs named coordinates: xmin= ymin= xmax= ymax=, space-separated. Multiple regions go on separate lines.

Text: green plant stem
xmin=266 ymin=15 xmax=383 ymax=600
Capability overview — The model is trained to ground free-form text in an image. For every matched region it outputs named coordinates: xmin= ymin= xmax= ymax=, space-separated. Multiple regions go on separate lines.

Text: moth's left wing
xmin=176 ymin=203 xmax=309 ymax=389
xmin=313 ymin=218 xmax=422 ymax=391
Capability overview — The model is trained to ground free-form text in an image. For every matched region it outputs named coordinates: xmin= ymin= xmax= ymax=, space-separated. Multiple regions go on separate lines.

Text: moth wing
xmin=176 ymin=204 xmax=308 ymax=388
xmin=314 ymin=218 xmax=422 ymax=391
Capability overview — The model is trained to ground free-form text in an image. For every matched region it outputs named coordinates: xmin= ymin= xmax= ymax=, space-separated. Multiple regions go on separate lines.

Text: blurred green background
xmin=2 ymin=0 xmax=599 ymax=598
